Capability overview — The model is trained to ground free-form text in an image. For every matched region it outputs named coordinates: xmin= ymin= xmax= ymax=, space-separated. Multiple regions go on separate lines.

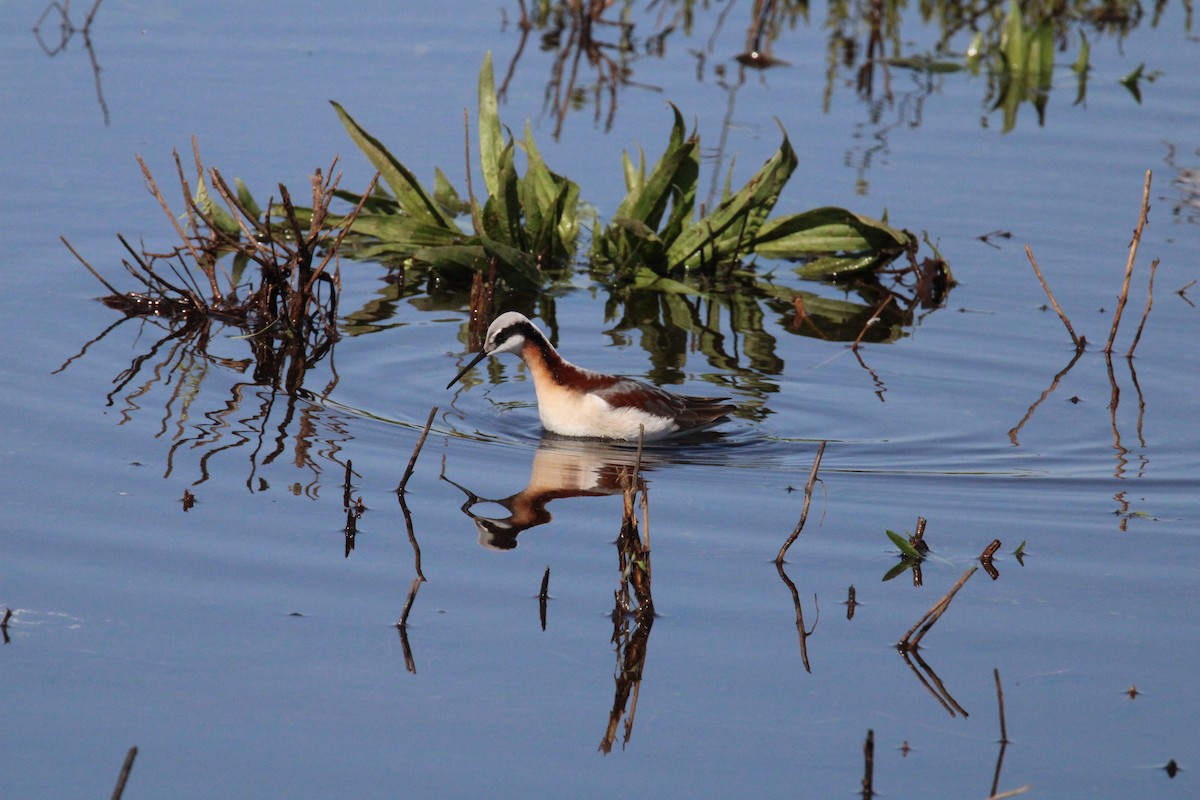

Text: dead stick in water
xmin=111 ymin=746 xmax=138 ymax=800
xmin=1025 ymin=245 xmax=1083 ymax=351
xmin=397 ymin=406 xmax=438 ymax=493
xmin=898 ymin=565 xmax=978 ymax=650
xmin=852 ymin=296 xmax=893 ymax=352
xmin=912 ymin=516 xmax=928 ymax=552
xmin=776 ymin=441 xmax=827 ymax=564
xmin=1126 ymin=258 xmax=1159 ymax=358
xmin=1106 ymin=170 xmax=1152 ymax=354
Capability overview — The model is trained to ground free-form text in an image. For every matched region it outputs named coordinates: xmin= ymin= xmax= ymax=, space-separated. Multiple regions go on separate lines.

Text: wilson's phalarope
xmin=446 ymin=311 xmax=735 ymax=440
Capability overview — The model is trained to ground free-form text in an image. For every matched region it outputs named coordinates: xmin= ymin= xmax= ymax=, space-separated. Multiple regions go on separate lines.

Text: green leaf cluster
xmin=325 ymin=54 xmax=917 ymax=293
xmin=590 ymin=112 xmax=910 ymax=285
xmin=328 ymin=52 xmax=580 ymax=291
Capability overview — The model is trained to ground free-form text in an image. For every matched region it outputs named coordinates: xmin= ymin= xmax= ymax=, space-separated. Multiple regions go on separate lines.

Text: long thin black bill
xmin=446 ymin=349 xmax=491 ymax=390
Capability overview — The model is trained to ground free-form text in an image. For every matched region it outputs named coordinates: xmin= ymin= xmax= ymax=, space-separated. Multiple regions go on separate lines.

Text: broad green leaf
xmin=667 ymin=126 xmax=797 ymax=269
xmin=433 ymin=168 xmax=464 ymax=217
xmin=622 ymin=147 xmax=645 ymax=196
xmin=330 ymin=101 xmax=453 ymax=229
xmin=332 ymin=188 xmax=399 ymax=215
xmin=413 ymin=244 xmax=488 ymax=284
xmin=481 ymin=139 xmax=523 ymax=248
xmin=479 ymin=236 xmax=543 ymax=291
xmin=235 ymin=178 xmax=262 ymax=219
xmin=339 ymin=215 xmax=466 ymax=249
xmin=795 ymin=254 xmax=885 ymax=279
xmin=614 ymin=105 xmax=698 ymax=231
xmin=230 ymin=252 xmax=250 ymax=288
xmin=753 ymin=206 xmax=909 ymax=258
xmin=521 ymin=120 xmax=580 ymax=259
xmin=886 ymin=529 xmax=924 ymax=560
xmin=478 ymin=51 xmax=503 ymax=202
xmin=193 ymin=179 xmax=240 ymax=237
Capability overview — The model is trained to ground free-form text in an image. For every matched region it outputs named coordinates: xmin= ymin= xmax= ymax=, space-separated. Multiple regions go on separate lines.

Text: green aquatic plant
xmin=324 ymin=52 xmax=579 ymax=291
xmin=886 ymin=529 xmax=924 ymax=560
xmin=323 ymin=53 xmax=915 ymax=294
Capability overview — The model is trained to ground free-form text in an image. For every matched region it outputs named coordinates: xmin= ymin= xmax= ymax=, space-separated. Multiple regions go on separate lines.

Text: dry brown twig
xmin=776 ymin=441 xmax=827 ymax=563
xmin=1107 ymin=170 xmax=1153 ymax=354
xmin=111 ymin=746 xmax=138 ymax=800
xmin=852 ymin=295 xmax=894 ymax=351
xmin=397 ymin=406 xmax=439 ymax=493
xmin=898 ymin=564 xmax=978 ymax=650
xmin=1127 ymin=258 xmax=1159 ymax=358
xmin=1025 ymin=244 xmax=1083 ymax=351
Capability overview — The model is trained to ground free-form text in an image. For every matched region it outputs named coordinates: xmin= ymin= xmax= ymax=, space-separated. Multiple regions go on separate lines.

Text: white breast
xmin=534 ymin=381 xmax=677 ymax=440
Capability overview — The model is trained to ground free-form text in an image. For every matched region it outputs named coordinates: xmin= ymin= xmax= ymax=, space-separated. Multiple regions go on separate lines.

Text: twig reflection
xmin=33 ymin=0 xmax=109 ymax=125
xmin=990 ymin=668 xmax=1010 ymax=797
xmin=897 ymin=647 xmax=969 ymax=718
xmin=775 ymin=562 xmax=818 ymax=671
xmin=57 ymin=314 xmax=352 ymax=495
xmin=600 ymin=438 xmax=655 ymax=754
xmin=395 ymin=490 xmax=427 ymax=674
xmin=1007 ymin=347 xmax=1085 ymax=446
xmin=501 ymin=0 xmax=645 ymax=140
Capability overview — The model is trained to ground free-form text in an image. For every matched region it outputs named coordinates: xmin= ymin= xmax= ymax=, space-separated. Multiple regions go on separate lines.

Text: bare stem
xmin=1126 ymin=258 xmax=1159 ymax=358
xmin=397 ymin=406 xmax=439 ymax=493
xmin=776 ymin=441 xmax=827 ymax=563
xmin=1025 ymin=245 xmax=1083 ymax=351
xmin=1106 ymin=170 xmax=1152 ymax=354
xmin=898 ymin=565 xmax=978 ymax=650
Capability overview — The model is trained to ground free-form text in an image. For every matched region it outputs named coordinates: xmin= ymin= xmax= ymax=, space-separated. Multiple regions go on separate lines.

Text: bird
xmin=446 ymin=311 xmax=736 ymax=441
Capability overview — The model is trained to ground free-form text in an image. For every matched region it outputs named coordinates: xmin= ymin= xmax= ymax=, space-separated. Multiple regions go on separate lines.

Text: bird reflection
xmin=442 ymin=436 xmax=648 ymax=549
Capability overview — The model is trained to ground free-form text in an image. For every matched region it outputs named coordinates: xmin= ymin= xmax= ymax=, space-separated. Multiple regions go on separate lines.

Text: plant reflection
xmin=501 ymin=0 xmax=1164 ymax=147
xmin=432 ymin=255 xmax=946 ymax=433
xmin=597 ymin=257 xmax=947 ymax=401
xmin=1165 ymin=143 xmax=1200 ymax=225
xmin=56 ymin=314 xmax=352 ymax=495
xmin=501 ymin=0 xmax=642 ymax=141
xmin=32 ymin=0 xmax=108 ymax=125
xmin=600 ymin=450 xmax=654 ymax=753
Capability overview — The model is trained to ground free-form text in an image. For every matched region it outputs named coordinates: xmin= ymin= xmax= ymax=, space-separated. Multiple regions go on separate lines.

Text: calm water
xmin=2 ymin=2 xmax=1198 ymax=797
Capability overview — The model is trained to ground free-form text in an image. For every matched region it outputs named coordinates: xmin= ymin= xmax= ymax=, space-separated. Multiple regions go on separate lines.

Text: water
xmin=2 ymin=1 xmax=1198 ymax=797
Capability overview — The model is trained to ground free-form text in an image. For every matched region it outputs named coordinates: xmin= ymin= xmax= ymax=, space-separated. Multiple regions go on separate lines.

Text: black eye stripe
xmin=491 ymin=321 xmax=539 ymax=348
